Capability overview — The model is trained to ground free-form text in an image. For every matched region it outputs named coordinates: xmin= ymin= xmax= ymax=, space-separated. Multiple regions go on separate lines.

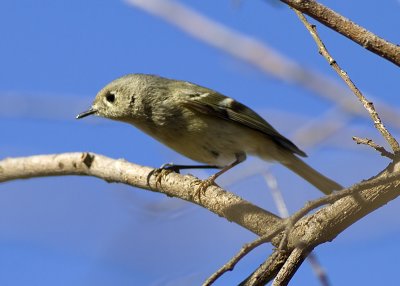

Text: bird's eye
xmin=106 ymin=93 xmax=115 ymax=103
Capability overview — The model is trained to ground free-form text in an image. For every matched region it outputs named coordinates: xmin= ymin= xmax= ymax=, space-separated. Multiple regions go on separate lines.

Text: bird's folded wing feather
xmin=181 ymin=91 xmax=307 ymax=157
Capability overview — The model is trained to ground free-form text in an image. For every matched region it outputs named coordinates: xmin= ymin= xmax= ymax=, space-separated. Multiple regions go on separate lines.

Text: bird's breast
xmin=131 ymin=112 xmax=252 ymax=166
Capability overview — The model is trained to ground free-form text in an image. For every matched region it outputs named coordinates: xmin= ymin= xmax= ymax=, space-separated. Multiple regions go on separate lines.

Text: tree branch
xmin=3 ymin=152 xmax=400 ymax=285
xmin=272 ymin=247 xmax=311 ymax=286
xmin=265 ymin=172 xmax=331 ymax=286
xmin=280 ymin=0 xmax=400 ymax=67
xmin=293 ymin=10 xmax=400 ymax=154
xmin=279 ymin=161 xmax=400 ymax=250
xmin=352 ymin=136 xmax=394 ymax=159
xmin=203 ymin=234 xmax=278 ymax=286
xmin=0 ymin=152 xmax=282 ymax=237
xmin=239 ymin=249 xmax=289 ymax=286
xmin=239 ymin=160 xmax=400 ymax=285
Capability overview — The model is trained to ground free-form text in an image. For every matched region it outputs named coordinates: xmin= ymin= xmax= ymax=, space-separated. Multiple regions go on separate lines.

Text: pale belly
xmin=133 ymin=114 xmax=279 ymax=167
xmin=163 ymin=127 xmax=246 ymax=166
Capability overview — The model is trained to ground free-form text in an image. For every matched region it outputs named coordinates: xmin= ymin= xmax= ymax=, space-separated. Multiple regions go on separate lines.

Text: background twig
xmin=280 ymin=0 xmax=400 ymax=66
xmin=293 ymin=10 xmax=400 ymax=154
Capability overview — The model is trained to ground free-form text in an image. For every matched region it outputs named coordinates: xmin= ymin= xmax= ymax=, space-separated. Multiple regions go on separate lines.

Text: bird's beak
xmin=76 ymin=107 xmax=97 ymax=119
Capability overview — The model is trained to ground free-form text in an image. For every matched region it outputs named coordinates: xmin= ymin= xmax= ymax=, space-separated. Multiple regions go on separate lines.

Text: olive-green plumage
xmin=77 ymin=74 xmax=342 ymax=194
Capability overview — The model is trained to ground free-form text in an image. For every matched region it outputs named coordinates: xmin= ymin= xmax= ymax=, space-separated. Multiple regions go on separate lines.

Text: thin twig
xmin=286 ymin=188 xmax=355 ymax=234
xmin=352 ymin=136 xmax=394 ymax=159
xmin=203 ymin=232 xmax=279 ymax=286
xmin=293 ymin=10 xmax=400 ymax=154
xmin=280 ymin=0 xmax=400 ymax=67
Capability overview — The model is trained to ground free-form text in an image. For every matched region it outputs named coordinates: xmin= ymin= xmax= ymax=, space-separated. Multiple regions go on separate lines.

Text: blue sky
xmin=1 ymin=0 xmax=400 ymax=285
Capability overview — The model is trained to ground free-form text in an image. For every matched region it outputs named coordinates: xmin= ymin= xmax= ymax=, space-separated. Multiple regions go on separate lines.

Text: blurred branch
xmin=280 ymin=0 xmax=400 ymax=67
xmin=0 ymin=92 xmax=91 ymax=121
xmin=124 ymin=0 xmax=400 ymax=131
xmin=264 ymin=172 xmax=289 ymax=217
xmin=292 ymin=108 xmax=348 ymax=149
xmin=307 ymin=253 xmax=330 ymax=286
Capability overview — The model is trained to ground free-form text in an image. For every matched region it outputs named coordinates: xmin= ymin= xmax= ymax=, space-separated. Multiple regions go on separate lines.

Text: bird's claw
xmin=193 ymin=175 xmax=219 ymax=201
xmin=147 ymin=163 xmax=178 ymax=187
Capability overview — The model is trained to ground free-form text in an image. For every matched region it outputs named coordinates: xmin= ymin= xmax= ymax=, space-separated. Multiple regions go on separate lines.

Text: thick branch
xmin=280 ymin=0 xmax=400 ymax=67
xmin=239 ymin=250 xmax=289 ymax=286
xmin=0 ymin=152 xmax=282 ymax=237
xmin=278 ymin=161 xmax=400 ymax=249
xmin=247 ymin=161 xmax=400 ymax=284
xmin=272 ymin=247 xmax=311 ymax=286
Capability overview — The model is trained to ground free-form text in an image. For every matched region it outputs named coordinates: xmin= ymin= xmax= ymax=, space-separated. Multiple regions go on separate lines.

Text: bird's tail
xmin=281 ymin=154 xmax=342 ymax=195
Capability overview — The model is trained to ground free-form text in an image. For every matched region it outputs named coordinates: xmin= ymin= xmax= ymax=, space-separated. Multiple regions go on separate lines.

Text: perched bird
xmin=77 ymin=74 xmax=342 ymax=194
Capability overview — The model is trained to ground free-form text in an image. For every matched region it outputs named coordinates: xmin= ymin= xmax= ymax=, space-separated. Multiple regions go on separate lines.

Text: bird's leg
xmin=147 ymin=163 xmax=220 ymax=187
xmin=159 ymin=163 xmax=221 ymax=173
xmin=195 ymin=153 xmax=246 ymax=200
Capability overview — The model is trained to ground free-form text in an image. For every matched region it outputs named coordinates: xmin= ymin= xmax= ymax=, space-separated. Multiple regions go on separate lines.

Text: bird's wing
xmin=181 ymin=91 xmax=307 ymax=157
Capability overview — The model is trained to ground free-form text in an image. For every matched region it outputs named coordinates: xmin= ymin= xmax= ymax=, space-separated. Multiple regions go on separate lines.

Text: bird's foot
xmin=193 ymin=174 xmax=219 ymax=201
xmin=147 ymin=163 xmax=179 ymax=187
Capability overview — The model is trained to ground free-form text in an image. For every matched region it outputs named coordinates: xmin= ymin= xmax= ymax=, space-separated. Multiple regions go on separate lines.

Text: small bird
xmin=77 ymin=74 xmax=342 ymax=194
